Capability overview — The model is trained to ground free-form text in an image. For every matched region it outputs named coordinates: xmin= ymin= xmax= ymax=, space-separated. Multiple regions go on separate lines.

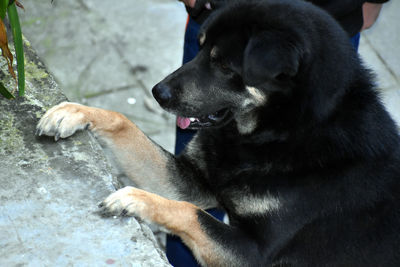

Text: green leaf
xmin=0 ymin=81 xmax=15 ymax=99
xmin=7 ymin=2 xmax=24 ymax=96
xmin=0 ymin=0 xmax=9 ymax=19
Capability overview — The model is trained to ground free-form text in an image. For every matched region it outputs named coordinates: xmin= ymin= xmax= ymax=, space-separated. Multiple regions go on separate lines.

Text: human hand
xmin=179 ymin=0 xmax=196 ymax=8
xmin=184 ymin=0 xmax=226 ymax=24
xmin=362 ymin=2 xmax=383 ymax=30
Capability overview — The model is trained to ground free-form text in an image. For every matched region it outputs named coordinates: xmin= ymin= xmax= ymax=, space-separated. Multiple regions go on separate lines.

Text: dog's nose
xmin=152 ymin=83 xmax=172 ymax=106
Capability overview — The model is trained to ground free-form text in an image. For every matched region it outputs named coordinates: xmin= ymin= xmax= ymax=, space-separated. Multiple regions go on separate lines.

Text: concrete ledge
xmin=0 ymin=43 xmax=170 ymax=266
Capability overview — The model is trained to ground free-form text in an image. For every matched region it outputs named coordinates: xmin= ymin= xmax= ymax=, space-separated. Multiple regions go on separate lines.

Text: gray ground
xmin=0 ymin=44 xmax=170 ymax=266
xmin=19 ymin=0 xmax=188 ymax=153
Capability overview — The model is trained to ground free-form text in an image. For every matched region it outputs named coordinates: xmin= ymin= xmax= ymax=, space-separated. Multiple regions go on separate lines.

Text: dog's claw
xmin=97 ymin=201 xmax=118 ymax=218
xmin=121 ymin=209 xmax=128 ymax=216
xmin=55 ymin=132 xmax=60 ymax=141
xmin=98 ymin=206 xmax=112 ymax=217
xmin=56 ymin=117 xmax=64 ymax=126
xmin=36 ymin=128 xmax=43 ymax=136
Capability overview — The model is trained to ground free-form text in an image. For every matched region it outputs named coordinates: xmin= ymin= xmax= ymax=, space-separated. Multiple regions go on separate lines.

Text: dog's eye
xmin=220 ymin=62 xmax=230 ymax=70
xmin=210 ymin=52 xmax=233 ymax=73
xmin=274 ymin=73 xmax=290 ymax=82
xmin=218 ymin=61 xmax=233 ymax=72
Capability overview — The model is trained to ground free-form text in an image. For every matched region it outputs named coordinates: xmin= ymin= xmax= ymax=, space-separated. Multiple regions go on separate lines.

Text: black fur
xmin=154 ymin=0 xmax=400 ymax=265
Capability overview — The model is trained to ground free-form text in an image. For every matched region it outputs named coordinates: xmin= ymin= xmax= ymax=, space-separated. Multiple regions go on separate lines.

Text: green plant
xmin=0 ymin=0 xmax=24 ymax=99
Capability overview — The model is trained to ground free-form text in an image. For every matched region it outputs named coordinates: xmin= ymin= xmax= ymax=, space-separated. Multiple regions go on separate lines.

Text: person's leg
xmin=175 ymin=127 xmax=197 ymax=155
xmin=175 ymin=16 xmax=200 ymax=155
xmin=182 ymin=17 xmax=200 ymax=65
xmin=350 ymin=32 xmax=361 ymax=51
xmin=167 ymin=17 xmax=225 ymax=267
xmin=166 ymin=209 xmax=225 ymax=267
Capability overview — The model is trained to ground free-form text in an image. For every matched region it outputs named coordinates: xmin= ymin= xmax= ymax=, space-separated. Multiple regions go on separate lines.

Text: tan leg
xmin=37 ymin=102 xmax=256 ymax=266
xmin=99 ymin=186 xmax=237 ymax=267
xmin=36 ymin=102 xmax=178 ymax=200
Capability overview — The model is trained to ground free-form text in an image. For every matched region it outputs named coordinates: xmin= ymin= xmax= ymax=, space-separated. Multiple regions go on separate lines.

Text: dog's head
xmin=153 ymin=0 xmax=356 ymax=134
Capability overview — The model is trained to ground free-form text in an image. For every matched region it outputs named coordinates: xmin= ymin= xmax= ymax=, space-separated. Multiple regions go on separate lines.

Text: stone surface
xmin=0 ymin=44 xmax=170 ymax=266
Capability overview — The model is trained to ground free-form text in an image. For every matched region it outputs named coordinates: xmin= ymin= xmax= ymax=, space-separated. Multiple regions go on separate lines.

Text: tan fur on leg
xmin=37 ymin=102 xmax=179 ymax=200
xmin=100 ymin=187 xmax=235 ymax=267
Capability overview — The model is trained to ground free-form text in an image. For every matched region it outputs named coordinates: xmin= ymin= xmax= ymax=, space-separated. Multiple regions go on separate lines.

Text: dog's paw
xmin=98 ymin=186 xmax=149 ymax=218
xmin=36 ymin=102 xmax=91 ymax=141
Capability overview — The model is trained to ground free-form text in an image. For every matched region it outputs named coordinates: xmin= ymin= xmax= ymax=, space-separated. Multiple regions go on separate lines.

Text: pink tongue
xmin=177 ymin=116 xmax=191 ymax=129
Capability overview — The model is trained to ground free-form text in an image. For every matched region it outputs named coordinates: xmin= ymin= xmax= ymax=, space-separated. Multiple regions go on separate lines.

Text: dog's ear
xmin=243 ymin=31 xmax=301 ymax=86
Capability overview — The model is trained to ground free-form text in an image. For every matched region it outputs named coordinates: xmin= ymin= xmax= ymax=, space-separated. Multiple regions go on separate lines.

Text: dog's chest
xmin=213 ymin=143 xmax=271 ymax=176
xmin=220 ymin=186 xmax=282 ymax=217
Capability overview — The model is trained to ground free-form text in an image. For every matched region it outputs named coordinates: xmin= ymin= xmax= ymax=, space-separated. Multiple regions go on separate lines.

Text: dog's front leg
xmin=100 ymin=186 xmax=258 ymax=267
xmin=36 ymin=102 xmax=214 ymax=206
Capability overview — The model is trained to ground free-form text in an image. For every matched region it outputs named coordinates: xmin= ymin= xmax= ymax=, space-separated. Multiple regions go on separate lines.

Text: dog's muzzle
xmin=177 ymin=108 xmax=233 ymax=130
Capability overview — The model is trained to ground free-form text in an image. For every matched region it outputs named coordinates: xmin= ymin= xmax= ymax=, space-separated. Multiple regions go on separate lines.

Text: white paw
xmin=98 ymin=186 xmax=148 ymax=217
xmin=36 ymin=102 xmax=91 ymax=141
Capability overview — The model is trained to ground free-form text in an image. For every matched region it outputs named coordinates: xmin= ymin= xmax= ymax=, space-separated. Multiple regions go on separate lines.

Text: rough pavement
xmin=0 ymin=43 xmax=170 ymax=266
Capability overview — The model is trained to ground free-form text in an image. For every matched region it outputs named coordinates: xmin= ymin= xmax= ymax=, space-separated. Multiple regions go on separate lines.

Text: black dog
xmin=37 ymin=0 xmax=400 ymax=266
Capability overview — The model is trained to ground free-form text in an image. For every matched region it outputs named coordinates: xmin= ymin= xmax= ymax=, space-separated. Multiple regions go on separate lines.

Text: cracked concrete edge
xmin=0 ymin=41 xmax=171 ymax=266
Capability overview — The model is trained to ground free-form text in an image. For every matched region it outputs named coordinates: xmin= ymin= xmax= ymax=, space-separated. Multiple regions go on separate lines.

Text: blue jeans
xmin=174 ymin=17 xmax=201 ymax=155
xmin=350 ymin=32 xmax=360 ymax=52
xmin=167 ymin=17 xmax=361 ymax=267
xmin=166 ymin=17 xmax=224 ymax=267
